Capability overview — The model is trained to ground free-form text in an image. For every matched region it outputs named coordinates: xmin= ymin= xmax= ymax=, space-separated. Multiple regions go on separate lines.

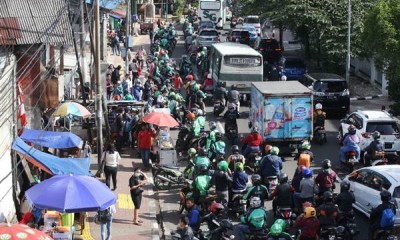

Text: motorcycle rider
xmin=317 ymin=191 xmax=339 ymax=229
xmin=266 ymin=219 xmax=293 ymax=240
xmin=231 ymin=162 xmax=249 ymax=195
xmin=203 ymin=202 xmax=226 ymax=231
xmin=336 ymin=180 xmax=355 ymax=213
xmin=241 ymin=127 xmax=263 ymax=159
xmin=192 ymin=165 xmax=212 ymax=207
xmin=315 ymin=159 xmax=337 ymax=197
xmin=295 ymin=207 xmax=320 ymax=240
xmin=313 ymin=103 xmax=326 ymax=131
xmin=194 ymin=148 xmax=211 ymax=174
xmin=339 ymin=125 xmax=360 ymax=164
xmin=294 ymin=168 xmax=315 ymax=211
xmin=213 ymin=161 xmax=233 ymax=208
xmin=214 ymin=81 xmax=228 ymax=106
xmin=227 ymin=145 xmax=245 ymax=171
xmin=369 ymin=190 xmax=396 ymax=240
xmin=227 ymin=85 xmax=241 ymax=112
xmin=364 ymin=131 xmax=385 ymax=166
xmin=185 ymin=193 xmax=201 ymax=234
xmin=224 ymin=103 xmax=240 ymax=134
xmin=209 ymin=132 xmax=226 ymax=161
xmin=294 ymin=141 xmax=314 ymax=168
xmin=272 ymin=173 xmax=295 ymax=214
xmin=237 ymin=196 xmax=268 ymax=240
xmin=243 ymin=174 xmax=270 ymax=206
xmin=168 ymin=92 xmax=181 ymax=123
xmin=172 ymin=216 xmax=194 ymax=240
xmin=258 ymin=146 xmax=283 ymax=189
xmin=206 ymin=121 xmax=218 ymax=149
xmin=183 ymin=148 xmax=197 ymax=180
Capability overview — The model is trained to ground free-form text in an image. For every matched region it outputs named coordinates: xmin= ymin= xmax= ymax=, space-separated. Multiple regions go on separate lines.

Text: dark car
xmin=226 ymin=29 xmax=251 ymax=46
xmin=302 ymin=73 xmax=350 ymax=116
xmin=257 ymin=38 xmax=282 ymax=64
xmin=282 ymin=57 xmax=307 ymax=80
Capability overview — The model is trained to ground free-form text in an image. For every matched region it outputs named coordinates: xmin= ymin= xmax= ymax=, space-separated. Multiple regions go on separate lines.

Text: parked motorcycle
xmin=153 ymin=164 xmax=186 ymax=190
xmin=314 ymin=125 xmax=327 ymax=145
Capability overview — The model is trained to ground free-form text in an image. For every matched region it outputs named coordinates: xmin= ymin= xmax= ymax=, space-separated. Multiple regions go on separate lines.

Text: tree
xmin=362 ymin=0 xmax=400 ymax=107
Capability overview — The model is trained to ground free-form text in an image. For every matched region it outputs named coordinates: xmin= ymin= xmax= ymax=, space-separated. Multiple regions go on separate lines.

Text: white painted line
xmin=217 ymin=121 xmax=225 ymax=134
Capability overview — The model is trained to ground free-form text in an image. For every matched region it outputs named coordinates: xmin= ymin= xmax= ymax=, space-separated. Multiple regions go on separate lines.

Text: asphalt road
xmin=154 ymin=23 xmax=386 ymax=239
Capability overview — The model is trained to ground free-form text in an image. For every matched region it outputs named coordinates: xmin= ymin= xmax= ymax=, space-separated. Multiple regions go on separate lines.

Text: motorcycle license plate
xmin=236 ymin=84 xmax=246 ymax=89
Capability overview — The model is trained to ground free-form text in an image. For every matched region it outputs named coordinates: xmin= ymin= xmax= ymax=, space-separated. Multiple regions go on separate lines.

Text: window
xmin=224 ymin=56 xmax=262 ymax=67
xmin=349 ymin=170 xmax=371 ymax=186
xmin=313 ymin=81 xmax=347 ymax=93
xmin=200 ymin=30 xmax=218 ymax=37
xmin=393 ymin=186 xmax=400 ymax=198
xmin=284 ymin=59 xmax=306 ymax=68
xmin=368 ymin=173 xmax=391 ymax=191
xmin=244 ymin=17 xmax=259 ymax=24
xmin=366 ymin=122 xmax=400 ymax=134
xmin=212 ymin=54 xmax=221 ymax=78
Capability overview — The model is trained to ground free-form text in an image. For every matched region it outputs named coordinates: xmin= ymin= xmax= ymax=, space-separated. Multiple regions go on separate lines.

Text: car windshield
xmin=393 ymin=186 xmax=400 ymax=198
xmin=245 ymin=18 xmax=259 ymax=24
xmin=201 ymin=22 xmax=214 ymax=28
xmin=285 ymin=60 xmax=306 ymax=68
xmin=366 ymin=122 xmax=400 ymax=134
xmin=200 ymin=31 xmax=218 ymax=37
xmin=313 ymin=81 xmax=347 ymax=92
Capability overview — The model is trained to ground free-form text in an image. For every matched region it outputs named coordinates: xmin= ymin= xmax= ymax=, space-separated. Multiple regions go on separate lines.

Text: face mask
xmin=134 ymin=173 xmax=141 ymax=177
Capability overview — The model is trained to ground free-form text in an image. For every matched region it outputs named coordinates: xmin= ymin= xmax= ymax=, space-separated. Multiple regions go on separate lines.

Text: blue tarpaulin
xmin=12 ymin=137 xmax=91 ymax=176
xmin=86 ymin=0 xmax=123 ymax=10
xmin=20 ymin=129 xmax=82 ymax=149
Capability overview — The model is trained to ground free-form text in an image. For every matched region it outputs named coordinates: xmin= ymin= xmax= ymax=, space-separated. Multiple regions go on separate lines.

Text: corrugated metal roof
xmin=0 ymin=0 xmax=72 ymax=45
xmin=0 ymin=18 xmax=22 ymax=45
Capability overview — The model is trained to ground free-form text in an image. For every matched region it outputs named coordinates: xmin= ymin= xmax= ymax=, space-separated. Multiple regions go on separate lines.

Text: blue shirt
xmin=232 ymin=171 xmax=248 ymax=191
xmin=259 ymin=154 xmax=282 ymax=177
xmin=187 ymin=205 xmax=200 ymax=231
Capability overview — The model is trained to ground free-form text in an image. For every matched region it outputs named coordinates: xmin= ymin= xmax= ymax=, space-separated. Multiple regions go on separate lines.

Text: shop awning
xmin=12 ymin=137 xmax=91 ymax=176
xmin=20 ymin=129 xmax=82 ymax=149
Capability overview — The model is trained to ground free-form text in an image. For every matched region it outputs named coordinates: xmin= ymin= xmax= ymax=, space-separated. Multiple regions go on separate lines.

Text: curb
xmin=147 ymin=175 xmax=161 ymax=240
xmin=350 ymin=94 xmax=383 ymax=101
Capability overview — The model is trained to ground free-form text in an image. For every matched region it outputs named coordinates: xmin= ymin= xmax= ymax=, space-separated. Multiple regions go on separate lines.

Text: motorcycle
xmin=201 ymin=219 xmax=235 ymax=240
xmin=230 ymin=189 xmax=247 ymax=217
xmin=275 ymin=206 xmax=296 ymax=227
xmin=363 ymin=151 xmax=388 ymax=167
xmin=320 ymin=226 xmax=341 ymax=240
xmin=344 ymin=151 xmax=358 ymax=173
xmin=225 ymin=124 xmax=239 ymax=145
xmin=373 ymin=229 xmax=398 ymax=240
xmin=152 ymin=164 xmax=186 ymax=190
xmin=213 ymin=99 xmax=225 ymax=117
xmin=314 ymin=125 xmax=327 ymax=145
xmin=337 ymin=211 xmax=360 ymax=239
xmin=244 ymin=150 xmax=262 ymax=173
xmin=245 ymin=229 xmax=269 ymax=240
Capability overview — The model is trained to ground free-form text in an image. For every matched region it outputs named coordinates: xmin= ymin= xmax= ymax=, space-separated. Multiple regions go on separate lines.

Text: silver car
xmin=196 ymin=29 xmax=220 ymax=47
xmin=343 ymin=165 xmax=400 ymax=225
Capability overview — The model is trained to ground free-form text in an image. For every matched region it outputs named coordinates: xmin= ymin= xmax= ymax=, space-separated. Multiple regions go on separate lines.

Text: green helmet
xmin=235 ymin=162 xmax=244 ymax=172
xmin=193 ymin=84 xmax=200 ymax=91
xmin=270 ymin=223 xmax=283 ymax=236
xmin=270 ymin=146 xmax=280 ymax=155
xmin=274 ymin=219 xmax=286 ymax=230
xmin=301 ymin=141 xmax=311 ymax=150
xmin=188 ymin=148 xmax=197 ymax=157
xmin=218 ymin=161 xmax=228 ymax=171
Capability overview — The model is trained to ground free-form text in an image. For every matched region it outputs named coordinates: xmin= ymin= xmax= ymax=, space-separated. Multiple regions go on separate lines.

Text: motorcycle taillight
xmin=347 ymin=152 xmax=356 ymax=156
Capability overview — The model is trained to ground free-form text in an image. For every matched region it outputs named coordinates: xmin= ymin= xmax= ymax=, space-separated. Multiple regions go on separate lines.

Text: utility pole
xmin=345 ymin=0 xmax=351 ymax=84
xmin=125 ymin=0 xmax=131 ymax=71
xmin=80 ymin=0 xmax=87 ymax=99
xmin=95 ymin=0 xmax=103 ymax=166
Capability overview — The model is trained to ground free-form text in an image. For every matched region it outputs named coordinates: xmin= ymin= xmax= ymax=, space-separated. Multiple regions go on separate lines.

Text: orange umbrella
xmin=0 ymin=223 xmax=53 ymax=240
xmin=142 ymin=112 xmax=179 ymax=127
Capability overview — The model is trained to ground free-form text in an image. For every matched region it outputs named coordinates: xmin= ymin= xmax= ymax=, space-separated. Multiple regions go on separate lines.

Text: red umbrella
xmin=0 ymin=223 xmax=53 ymax=240
xmin=142 ymin=112 xmax=179 ymax=127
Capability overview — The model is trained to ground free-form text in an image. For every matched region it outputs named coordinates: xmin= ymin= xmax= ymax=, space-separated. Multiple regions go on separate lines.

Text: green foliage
xmin=362 ymin=0 xmax=400 ymax=102
xmin=174 ymin=0 xmax=185 ymax=19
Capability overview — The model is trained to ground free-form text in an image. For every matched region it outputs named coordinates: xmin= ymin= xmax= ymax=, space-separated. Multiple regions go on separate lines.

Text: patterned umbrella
xmin=0 ymin=223 xmax=53 ymax=240
xmin=142 ymin=112 xmax=179 ymax=127
xmin=53 ymin=102 xmax=91 ymax=118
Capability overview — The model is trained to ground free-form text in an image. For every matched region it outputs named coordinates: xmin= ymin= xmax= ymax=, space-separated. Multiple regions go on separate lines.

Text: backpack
xmin=97 ymin=208 xmax=111 ymax=223
xmin=380 ymin=208 xmax=395 ymax=228
xmin=298 ymin=153 xmax=311 ymax=168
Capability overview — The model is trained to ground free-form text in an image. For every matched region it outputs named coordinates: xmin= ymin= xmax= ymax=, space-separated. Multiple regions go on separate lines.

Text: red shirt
xmin=242 ymin=132 xmax=263 ymax=146
xmin=138 ymin=130 xmax=155 ymax=149
xmin=173 ymin=76 xmax=183 ymax=89
xmin=295 ymin=217 xmax=320 ymax=238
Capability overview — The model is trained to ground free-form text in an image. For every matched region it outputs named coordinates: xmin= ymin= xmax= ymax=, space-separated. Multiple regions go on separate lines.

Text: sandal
xmin=138 ymin=220 xmax=143 ymax=223
xmin=133 ymin=222 xmax=142 ymax=226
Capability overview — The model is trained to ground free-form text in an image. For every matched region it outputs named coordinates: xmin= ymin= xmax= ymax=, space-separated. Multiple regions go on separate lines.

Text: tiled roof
xmin=0 ymin=0 xmax=72 ymax=45
xmin=0 ymin=17 xmax=22 ymax=45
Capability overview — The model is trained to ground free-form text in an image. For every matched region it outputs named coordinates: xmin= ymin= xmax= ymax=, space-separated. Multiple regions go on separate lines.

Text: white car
xmin=343 ymin=165 xmax=400 ymax=225
xmin=338 ymin=110 xmax=400 ymax=154
xmin=243 ymin=15 xmax=261 ymax=35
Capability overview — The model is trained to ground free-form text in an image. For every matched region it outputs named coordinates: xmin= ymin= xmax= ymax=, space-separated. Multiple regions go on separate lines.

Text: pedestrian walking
xmin=106 ymin=74 xmax=113 ymax=100
xmin=129 ymin=59 xmax=139 ymax=80
xmin=102 ymin=144 xmax=121 ymax=190
xmin=112 ymin=65 xmax=122 ymax=84
xmin=129 ymin=167 xmax=148 ymax=225
xmin=99 ymin=204 xmax=117 ymax=240
xmin=137 ymin=123 xmax=156 ymax=170
xmin=111 ymin=34 xmax=120 ymax=55
xmin=136 ymin=46 xmax=147 ymax=68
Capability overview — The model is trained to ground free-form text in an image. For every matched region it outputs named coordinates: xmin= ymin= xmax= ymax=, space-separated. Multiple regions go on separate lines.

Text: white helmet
xmin=197 ymin=109 xmax=203 ymax=116
xmin=207 ymin=73 xmax=212 ymax=79
xmin=281 ymin=75 xmax=287 ymax=81
xmin=250 ymin=196 xmax=261 ymax=208
xmin=315 ymin=103 xmax=323 ymax=110
xmin=202 ymin=47 xmax=207 ymax=51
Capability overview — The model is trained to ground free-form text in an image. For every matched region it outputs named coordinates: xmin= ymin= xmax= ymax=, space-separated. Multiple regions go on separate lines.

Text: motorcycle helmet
xmin=197 ymin=109 xmax=203 ymax=116
xmin=210 ymin=202 xmax=224 ymax=215
xmin=348 ymin=125 xmax=356 ymax=135
xmin=186 ymin=74 xmax=194 ymax=81
xmin=193 ymin=84 xmax=200 ymax=92
xmin=251 ymin=174 xmax=262 ymax=184
xmin=380 ymin=190 xmax=392 ymax=201
xmin=215 ymin=132 xmax=222 ymax=141
xmin=322 ymin=159 xmax=331 ymax=169
xmin=231 ymin=145 xmax=240 ymax=153
xmin=315 ymin=103 xmax=323 ymax=110
xmin=340 ymin=180 xmax=351 ymax=192
xmin=264 ymin=144 xmax=272 ymax=154
xmin=209 ymin=121 xmax=217 ymax=130
xmin=218 ymin=161 xmax=229 ymax=172
xmin=278 ymin=173 xmax=288 ymax=183
xmin=160 ymin=50 xmax=165 ymax=56
xmin=304 ymin=207 xmax=316 ymax=219
xmin=302 ymin=168 xmax=313 ymax=178
xmin=169 ymin=93 xmax=176 ymax=100
xmin=202 ymin=46 xmax=207 ymax=51
xmin=281 ymin=75 xmax=287 ymax=81
xmin=198 ymin=165 xmax=209 ymax=175
xmin=187 ymin=148 xmax=197 ymax=158
xmin=186 ymin=112 xmax=196 ymax=121
xmin=228 ymin=102 xmax=236 ymax=110
xmin=323 ymin=191 xmax=334 ymax=202
xmin=249 ymin=196 xmax=261 ymax=208
xmin=301 ymin=141 xmax=311 ymax=150
xmin=270 ymin=146 xmax=280 ymax=155
xmin=251 ymin=126 xmax=258 ymax=133
xmin=199 ymin=148 xmax=208 ymax=157
xmin=372 ymin=131 xmax=381 ymax=140
xmin=269 ymin=223 xmax=283 ymax=236
xmin=235 ymin=162 xmax=244 ymax=172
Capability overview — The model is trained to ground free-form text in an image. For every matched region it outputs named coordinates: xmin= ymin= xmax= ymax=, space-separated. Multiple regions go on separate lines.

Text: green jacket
xmin=196 ymin=116 xmax=206 ymax=129
xmin=209 ymin=140 xmax=225 ymax=158
xmin=243 ymin=184 xmax=270 ymax=201
xmin=195 ymin=156 xmax=210 ymax=167
xmin=168 ymin=99 xmax=178 ymax=113
xmin=240 ymin=208 xmax=268 ymax=230
xmin=206 ymin=130 xmax=218 ymax=149
xmin=195 ymin=175 xmax=212 ymax=196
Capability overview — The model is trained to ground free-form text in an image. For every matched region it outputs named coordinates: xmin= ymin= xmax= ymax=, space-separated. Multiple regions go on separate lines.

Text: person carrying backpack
xmin=369 ymin=190 xmax=396 ymax=240
xmin=315 ymin=159 xmax=337 ymax=197
xmin=97 ymin=204 xmax=116 ymax=240
xmin=294 ymin=141 xmax=313 ymax=168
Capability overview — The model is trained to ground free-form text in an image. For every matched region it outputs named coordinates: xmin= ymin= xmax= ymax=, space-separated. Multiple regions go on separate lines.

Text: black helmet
xmin=380 ymin=190 xmax=392 ymax=201
xmin=278 ymin=173 xmax=288 ymax=183
xmin=198 ymin=165 xmax=209 ymax=174
xmin=231 ymin=145 xmax=240 ymax=153
xmin=372 ymin=131 xmax=381 ymax=140
xmin=340 ymin=180 xmax=350 ymax=192
xmin=199 ymin=148 xmax=208 ymax=156
xmin=251 ymin=174 xmax=261 ymax=184
xmin=323 ymin=191 xmax=334 ymax=202
xmin=215 ymin=132 xmax=223 ymax=141
xmin=322 ymin=159 xmax=331 ymax=169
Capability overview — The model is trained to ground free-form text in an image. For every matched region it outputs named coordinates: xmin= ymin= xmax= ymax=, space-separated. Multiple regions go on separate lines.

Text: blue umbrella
xmin=25 ymin=175 xmax=116 ymax=213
